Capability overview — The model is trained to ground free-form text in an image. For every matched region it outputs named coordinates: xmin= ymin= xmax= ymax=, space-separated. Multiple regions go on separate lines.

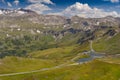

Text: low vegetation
xmin=93 ymin=33 xmax=120 ymax=54
xmin=0 ymin=56 xmax=58 ymax=74
xmin=0 ymin=60 xmax=120 ymax=80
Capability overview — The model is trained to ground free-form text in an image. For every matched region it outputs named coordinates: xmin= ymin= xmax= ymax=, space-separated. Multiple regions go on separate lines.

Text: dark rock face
xmin=77 ymin=30 xmax=96 ymax=44
xmin=103 ymin=29 xmax=117 ymax=36
xmin=83 ymin=21 xmax=89 ymax=26
xmin=66 ymin=19 xmax=71 ymax=24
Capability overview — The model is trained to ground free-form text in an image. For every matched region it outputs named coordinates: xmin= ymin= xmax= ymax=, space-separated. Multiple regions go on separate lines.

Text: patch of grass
xmin=0 ymin=60 xmax=120 ymax=80
xmin=29 ymin=42 xmax=89 ymax=62
xmin=100 ymin=56 xmax=120 ymax=64
xmin=93 ymin=33 xmax=120 ymax=54
xmin=0 ymin=44 xmax=89 ymax=74
xmin=29 ymin=45 xmax=78 ymax=62
xmin=0 ymin=56 xmax=57 ymax=74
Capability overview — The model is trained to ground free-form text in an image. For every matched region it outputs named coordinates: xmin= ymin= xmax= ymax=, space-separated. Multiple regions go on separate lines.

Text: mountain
xmin=0 ymin=8 xmax=120 ymax=27
xmin=0 ymin=8 xmax=120 ymax=80
xmin=0 ymin=8 xmax=36 ymax=15
xmin=0 ymin=8 xmax=119 ymax=58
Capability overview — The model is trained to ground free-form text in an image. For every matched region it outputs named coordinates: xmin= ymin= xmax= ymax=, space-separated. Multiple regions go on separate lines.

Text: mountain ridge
xmin=0 ymin=8 xmax=120 ymax=58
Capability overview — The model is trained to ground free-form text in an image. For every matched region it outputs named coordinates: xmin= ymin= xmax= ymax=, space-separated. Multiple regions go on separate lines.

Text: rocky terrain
xmin=0 ymin=8 xmax=120 ymax=80
xmin=0 ymin=8 xmax=120 ymax=58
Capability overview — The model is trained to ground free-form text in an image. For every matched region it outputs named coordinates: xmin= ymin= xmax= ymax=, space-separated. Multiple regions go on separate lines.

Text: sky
xmin=0 ymin=0 xmax=120 ymax=18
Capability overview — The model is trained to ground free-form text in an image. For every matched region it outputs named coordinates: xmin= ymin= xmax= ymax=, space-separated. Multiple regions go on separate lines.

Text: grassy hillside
xmin=0 ymin=15 xmax=120 ymax=80
xmin=93 ymin=33 xmax=120 ymax=54
xmin=0 ymin=56 xmax=58 ymax=74
xmin=29 ymin=42 xmax=90 ymax=61
xmin=0 ymin=35 xmax=119 ymax=80
xmin=0 ymin=43 xmax=89 ymax=74
xmin=0 ymin=60 xmax=120 ymax=80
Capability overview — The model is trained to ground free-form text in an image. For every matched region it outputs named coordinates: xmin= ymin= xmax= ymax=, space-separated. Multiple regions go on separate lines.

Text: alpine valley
xmin=0 ymin=8 xmax=120 ymax=80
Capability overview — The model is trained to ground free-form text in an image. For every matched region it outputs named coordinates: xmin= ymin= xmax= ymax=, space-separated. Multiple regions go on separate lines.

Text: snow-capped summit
xmin=0 ymin=8 xmax=36 ymax=15
xmin=0 ymin=9 xmax=13 ymax=14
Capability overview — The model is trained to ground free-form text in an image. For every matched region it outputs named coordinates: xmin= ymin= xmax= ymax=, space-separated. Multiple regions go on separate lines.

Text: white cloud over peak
xmin=26 ymin=3 xmax=52 ymax=14
xmin=26 ymin=0 xmax=54 ymax=14
xmin=50 ymin=2 xmax=120 ymax=18
xmin=28 ymin=0 xmax=53 ymax=4
xmin=111 ymin=0 xmax=119 ymax=3
xmin=103 ymin=0 xmax=119 ymax=3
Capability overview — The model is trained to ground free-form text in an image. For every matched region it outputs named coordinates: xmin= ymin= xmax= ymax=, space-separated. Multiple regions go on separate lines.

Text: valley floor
xmin=0 ymin=53 xmax=120 ymax=80
xmin=0 ymin=39 xmax=120 ymax=80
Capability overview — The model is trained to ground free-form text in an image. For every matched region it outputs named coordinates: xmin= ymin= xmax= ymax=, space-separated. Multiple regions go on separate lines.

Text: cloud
xmin=7 ymin=2 xmax=12 ymax=7
xmin=50 ymin=2 xmax=120 ymax=18
xmin=25 ymin=3 xmax=52 ymax=14
xmin=111 ymin=0 xmax=119 ymax=3
xmin=25 ymin=0 xmax=53 ymax=14
xmin=28 ymin=0 xmax=53 ymax=4
xmin=14 ymin=0 xmax=19 ymax=6
xmin=103 ymin=0 xmax=119 ymax=3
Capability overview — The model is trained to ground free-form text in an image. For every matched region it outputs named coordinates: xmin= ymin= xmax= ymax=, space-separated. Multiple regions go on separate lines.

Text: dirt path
xmin=0 ymin=63 xmax=80 ymax=77
xmin=0 ymin=41 xmax=107 ymax=77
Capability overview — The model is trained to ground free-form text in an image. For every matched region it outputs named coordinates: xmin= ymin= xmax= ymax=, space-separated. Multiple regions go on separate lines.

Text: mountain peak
xmin=0 ymin=8 xmax=37 ymax=15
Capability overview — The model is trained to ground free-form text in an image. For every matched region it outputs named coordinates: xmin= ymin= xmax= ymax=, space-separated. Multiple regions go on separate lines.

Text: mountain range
xmin=0 ymin=8 xmax=120 ymax=80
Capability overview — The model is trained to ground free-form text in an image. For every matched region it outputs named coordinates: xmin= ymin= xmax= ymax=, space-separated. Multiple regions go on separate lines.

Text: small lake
xmin=77 ymin=51 xmax=104 ymax=63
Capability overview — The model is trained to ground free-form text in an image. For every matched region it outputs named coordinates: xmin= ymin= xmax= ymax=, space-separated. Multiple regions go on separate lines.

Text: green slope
xmin=0 ymin=60 xmax=120 ymax=80
xmin=0 ymin=56 xmax=58 ymax=74
xmin=93 ymin=33 xmax=120 ymax=54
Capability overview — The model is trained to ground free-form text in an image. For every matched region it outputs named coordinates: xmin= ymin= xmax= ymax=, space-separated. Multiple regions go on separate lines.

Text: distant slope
xmin=93 ymin=33 xmax=120 ymax=54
